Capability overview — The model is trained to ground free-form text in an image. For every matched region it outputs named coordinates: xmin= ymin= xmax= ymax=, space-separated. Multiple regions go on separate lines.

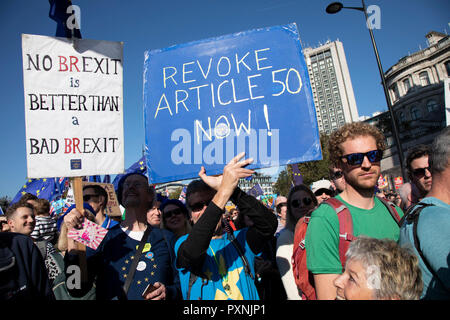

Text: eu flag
xmin=247 ymin=183 xmax=264 ymax=198
xmin=11 ymin=178 xmax=59 ymax=205
xmin=291 ymin=163 xmax=303 ymax=186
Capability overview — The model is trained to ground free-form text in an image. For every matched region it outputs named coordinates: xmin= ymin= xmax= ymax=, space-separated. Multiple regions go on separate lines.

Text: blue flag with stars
xmin=11 ymin=178 xmax=59 ymax=205
xmin=247 ymin=183 xmax=264 ymax=198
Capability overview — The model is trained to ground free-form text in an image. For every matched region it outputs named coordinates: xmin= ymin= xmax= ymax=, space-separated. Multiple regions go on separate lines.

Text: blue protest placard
xmin=143 ymin=23 xmax=321 ymax=184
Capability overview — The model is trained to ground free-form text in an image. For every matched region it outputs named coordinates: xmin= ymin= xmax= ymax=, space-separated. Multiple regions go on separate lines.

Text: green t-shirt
xmin=305 ymin=195 xmax=403 ymax=274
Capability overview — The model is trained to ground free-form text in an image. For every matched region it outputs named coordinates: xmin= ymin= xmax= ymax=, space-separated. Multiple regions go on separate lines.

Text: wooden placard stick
xmin=72 ymin=176 xmax=88 ymax=284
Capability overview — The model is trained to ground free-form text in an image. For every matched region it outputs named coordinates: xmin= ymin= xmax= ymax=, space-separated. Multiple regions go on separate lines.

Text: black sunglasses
xmin=412 ymin=166 xmax=431 ymax=178
xmin=340 ymin=150 xmax=383 ymax=166
xmin=314 ymin=189 xmax=334 ymax=197
xmin=83 ymin=194 xmax=99 ymax=202
xmin=276 ymin=202 xmax=287 ymax=213
xmin=189 ymin=200 xmax=211 ymax=212
xmin=163 ymin=208 xmax=184 ymax=219
xmin=331 ymin=171 xmax=344 ymax=180
xmin=291 ymin=198 xmax=313 ymax=208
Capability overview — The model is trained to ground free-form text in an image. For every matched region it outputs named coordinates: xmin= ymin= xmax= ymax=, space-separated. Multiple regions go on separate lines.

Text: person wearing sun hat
xmin=310 ymin=179 xmax=334 ymax=204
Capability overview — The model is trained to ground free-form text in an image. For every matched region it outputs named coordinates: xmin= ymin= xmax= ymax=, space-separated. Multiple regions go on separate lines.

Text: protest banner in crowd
xmin=22 ymin=34 xmax=124 ymax=179
xmin=143 ymin=23 xmax=321 ymax=183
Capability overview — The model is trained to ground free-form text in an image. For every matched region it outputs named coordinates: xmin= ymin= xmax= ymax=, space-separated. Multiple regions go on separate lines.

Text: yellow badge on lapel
xmin=136 ymin=243 xmax=152 ymax=253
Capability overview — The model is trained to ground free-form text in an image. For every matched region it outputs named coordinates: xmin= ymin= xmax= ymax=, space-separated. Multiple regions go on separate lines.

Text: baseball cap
xmin=310 ymin=179 xmax=333 ymax=194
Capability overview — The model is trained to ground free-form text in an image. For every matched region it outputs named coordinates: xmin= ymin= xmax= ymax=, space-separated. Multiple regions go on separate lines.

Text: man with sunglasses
xmin=305 ymin=122 xmax=403 ymax=300
xmin=399 ymin=127 xmax=450 ymax=299
xmin=82 ymin=185 xmax=118 ymax=230
xmin=403 ymin=145 xmax=433 ymax=210
xmin=174 ymin=152 xmax=278 ymax=300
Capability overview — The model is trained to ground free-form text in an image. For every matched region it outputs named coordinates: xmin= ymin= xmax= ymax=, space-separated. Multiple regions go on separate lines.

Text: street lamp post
xmin=326 ymin=0 xmax=407 ymax=181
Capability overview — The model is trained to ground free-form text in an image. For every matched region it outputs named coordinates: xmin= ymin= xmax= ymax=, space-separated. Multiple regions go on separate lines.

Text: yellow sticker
xmin=136 ymin=243 xmax=152 ymax=253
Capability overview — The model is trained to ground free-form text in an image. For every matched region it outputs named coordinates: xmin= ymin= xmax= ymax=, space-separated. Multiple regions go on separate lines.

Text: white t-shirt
xmin=276 ymin=228 xmax=302 ymax=300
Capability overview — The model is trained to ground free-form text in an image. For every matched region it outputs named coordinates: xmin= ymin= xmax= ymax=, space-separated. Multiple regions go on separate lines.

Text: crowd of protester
xmin=1 ymin=123 xmax=449 ymax=301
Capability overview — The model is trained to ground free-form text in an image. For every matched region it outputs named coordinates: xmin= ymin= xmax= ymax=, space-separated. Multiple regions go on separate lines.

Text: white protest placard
xmin=22 ymin=34 xmax=124 ymax=178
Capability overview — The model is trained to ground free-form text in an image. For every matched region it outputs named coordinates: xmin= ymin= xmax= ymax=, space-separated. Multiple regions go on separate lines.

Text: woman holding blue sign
xmin=175 ymin=152 xmax=278 ymax=300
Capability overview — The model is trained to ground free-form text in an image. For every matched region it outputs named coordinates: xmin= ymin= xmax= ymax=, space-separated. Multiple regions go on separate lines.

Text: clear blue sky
xmin=0 ymin=0 xmax=449 ymax=199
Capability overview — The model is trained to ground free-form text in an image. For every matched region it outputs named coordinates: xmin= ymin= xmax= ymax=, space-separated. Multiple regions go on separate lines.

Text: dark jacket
xmin=0 ymin=232 xmax=55 ymax=300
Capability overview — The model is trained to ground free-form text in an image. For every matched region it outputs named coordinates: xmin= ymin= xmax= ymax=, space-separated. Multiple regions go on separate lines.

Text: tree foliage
xmin=169 ymin=187 xmax=182 ymax=200
xmin=274 ymin=133 xmax=331 ymax=194
xmin=272 ymin=167 xmax=292 ymax=197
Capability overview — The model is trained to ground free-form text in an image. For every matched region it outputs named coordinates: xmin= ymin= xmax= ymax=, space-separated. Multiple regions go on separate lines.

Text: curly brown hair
xmin=328 ymin=122 xmax=386 ymax=167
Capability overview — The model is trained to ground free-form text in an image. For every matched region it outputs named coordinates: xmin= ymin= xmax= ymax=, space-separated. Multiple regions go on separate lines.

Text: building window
xmin=411 ymin=107 xmax=421 ymax=120
xmin=445 ymin=60 xmax=450 ymax=77
xmin=390 ymin=83 xmax=400 ymax=101
xmin=398 ymin=111 xmax=406 ymax=123
xmin=427 ymin=99 xmax=439 ymax=112
xmin=403 ymin=78 xmax=412 ymax=93
xmin=419 ymin=71 xmax=430 ymax=86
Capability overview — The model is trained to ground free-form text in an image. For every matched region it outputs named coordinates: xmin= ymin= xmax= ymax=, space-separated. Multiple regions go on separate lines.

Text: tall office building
xmin=303 ymin=40 xmax=359 ymax=134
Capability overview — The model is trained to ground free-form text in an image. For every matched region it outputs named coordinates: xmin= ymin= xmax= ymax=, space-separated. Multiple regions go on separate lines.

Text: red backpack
xmin=291 ymin=197 xmax=401 ymax=300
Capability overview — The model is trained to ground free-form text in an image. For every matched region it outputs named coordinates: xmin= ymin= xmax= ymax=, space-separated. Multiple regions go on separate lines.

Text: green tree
xmin=296 ymin=133 xmax=331 ymax=186
xmin=273 ymin=133 xmax=331 ymax=194
xmin=272 ymin=167 xmax=292 ymax=197
xmin=169 ymin=187 xmax=182 ymax=200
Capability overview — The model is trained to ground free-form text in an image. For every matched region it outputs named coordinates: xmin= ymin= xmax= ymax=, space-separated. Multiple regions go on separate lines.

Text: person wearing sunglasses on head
xmin=276 ymin=185 xmax=318 ymax=300
xmin=174 ymin=152 xmax=278 ymax=300
xmin=304 ymin=122 xmax=404 ymax=300
xmin=401 ymin=145 xmax=433 ymax=211
xmin=160 ymin=199 xmax=191 ymax=239
xmin=310 ymin=179 xmax=335 ymax=204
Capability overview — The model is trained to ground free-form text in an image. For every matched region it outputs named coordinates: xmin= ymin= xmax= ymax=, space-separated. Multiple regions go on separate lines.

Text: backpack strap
xmin=122 ymin=225 xmax=152 ymax=299
xmin=376 ymin=196 xmax=402 ymax=226
xmin=224 ymin=220 xmax=254 ymax=280
xmin=322 ymin=198 xmax=356 ymax=269
xmin=407 ymin=203 xmax=450 ymax=293
xmin=36 ymin=240 xmax=48 ymax=260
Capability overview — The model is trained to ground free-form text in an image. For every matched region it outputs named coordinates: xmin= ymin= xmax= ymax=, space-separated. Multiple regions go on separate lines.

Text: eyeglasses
xmin=276 ymin=202 xmax=287 ymax=213
xmin=163 ymin=208 xmax=184 ymax=219
xmin=412 ymin=166 xmax=431 ymax=178
xmin=340 ymin=150 xmax=383 ymax=166
xmin=189 ymin=200 xmax=211 ymax=212
xmin=330 ymin=171 xmax=344 ymax=180
xmin=291 ymin=198 xmax=313 ymax=208
xmin=83 ymin=194 xmax=99 ymax=202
